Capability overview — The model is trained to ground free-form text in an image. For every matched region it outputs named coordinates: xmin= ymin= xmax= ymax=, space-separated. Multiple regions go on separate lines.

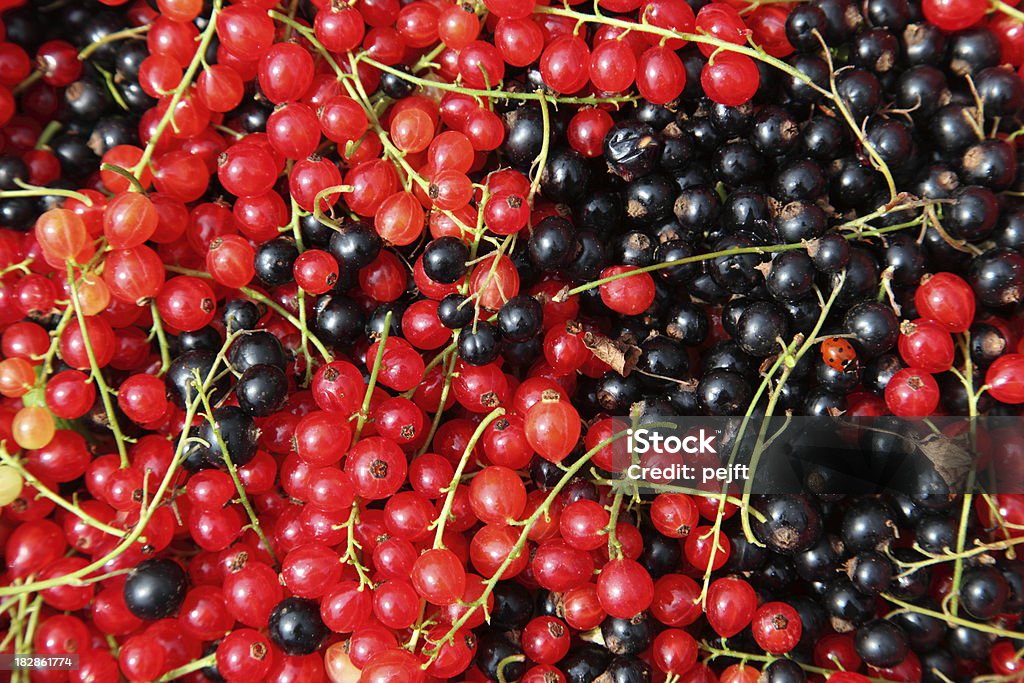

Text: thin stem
xmin=157 ymin=653 xmax=217 ymax=681
xmin=352 ymin=310 xmax=393 ymax=444
xmin=12 ymin=70 xmax=42 ymax=96
xmin=991 ymin=0 xmax=1024 ymax=22
xmin=195 ymin=372 xmax=278 ymax=567
xmin=741 ymin=273 xmax=847 ymax=543
xmin=0 ymin=179 xmax=95 ymax=205
xmin=0 ymin=446 xmax=138 ymax=542
xmin=66 ymin=263 xmax=129 ymax=466
xmin=162 ymin=264 xmax=334 ymax=363
xmin=814 ymin=29 xmax=897 ymax=202
xmin=35 ymin=121 xmax=63 ymax=150
xmin=605 ymin=491 xmax=625 ymax=560
xmin=422 ymin=428 xmax=632 ymax=664
xmin=78 ymin=24 xmax=152 ymax=61
xmin=416 ymin=346 xmax=458 ymax=457
xmin=286 ymin=195 xmax=320 ymax=387
xmin=131 ymin=0 xmax=222 ymax=177
xmin=0 ymin=330 xmax=234 ymax=596
xmin=339 ymin=500 xmax=374 ymax=588
xmin=359 ymin=53 xmax=642 ymax=107
xmin=99 ymin=163 xmax=145 ymax=194
xmin=150 ymin=301 xmax=172 ymax=376
xmin=699 ymin=643 xmax=893 ymax=683
xmin=528 ymin=96 xmax=551 ymax=203
xmin=535 ymin=5 xmax=832 ymax=97
xmin=432 ymin=408 xmax=505 ymax=548
xmin=883 ymin=593 xmax=1024 ymax=640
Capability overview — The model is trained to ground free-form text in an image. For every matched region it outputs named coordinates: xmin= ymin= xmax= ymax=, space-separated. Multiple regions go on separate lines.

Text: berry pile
xmin=0 ymin=0 xmax=1022 ymax=681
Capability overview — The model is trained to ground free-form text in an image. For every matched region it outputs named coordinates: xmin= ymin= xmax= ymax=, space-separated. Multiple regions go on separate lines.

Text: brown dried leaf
xmin=583 ymin=332 xmax=641 ymax=376
xmin=918 ymin=433 xmax=974 ymax=487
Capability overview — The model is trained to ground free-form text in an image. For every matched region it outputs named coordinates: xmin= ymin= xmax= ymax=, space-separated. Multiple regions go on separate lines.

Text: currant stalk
xmin=66 ymin=262 xmax=129 ymax=467
xmin=130 ymin=0 xmax=223 ymax=178
xmin=194 ymin=370 xmax=278 ymax=567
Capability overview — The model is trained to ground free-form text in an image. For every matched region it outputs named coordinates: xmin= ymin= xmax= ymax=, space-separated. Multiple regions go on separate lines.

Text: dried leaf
xmin=919 ymin=433 xmax=974 ymax=487
xmin=551 ymin=286 xmax=571 ymax=303
xmin=583 ymin=332 xmax=641 ymax=376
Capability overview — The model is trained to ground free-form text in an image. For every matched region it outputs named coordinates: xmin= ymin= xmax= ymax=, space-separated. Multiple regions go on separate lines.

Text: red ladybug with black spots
xmin=821 ymin=337 xmax=856 ymax=371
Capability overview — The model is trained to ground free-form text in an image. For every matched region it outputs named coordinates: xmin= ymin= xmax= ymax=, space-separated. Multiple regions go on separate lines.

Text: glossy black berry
xmin=123 ymin=559 xmax=187 ymax=620
xmin=314 ymin=294 xmax=365 ymax=347
xmin=496 ymin=295 xmax=542 ymax=342
xmin=254 ymin=237 xmax=299 ymax=287
xmin=267 ymin=598 xmax=327 ymax=656
xmin=697 ymin=369 xmax=752 ymax=416
xmin=786 ymin=4 xmax=829 ymax=51
xmin=222 ymin=299 xmax=261 ymax=333
xmin=528 ymin=216 xmax=577 ymax=270
xmin=855 ymin=619 xmax=909 ymax=668
xmin=959 ymin=566 xmax=1010 ymax=620
xmin=751 ymin=494 xmax=823 ymax=554
xmin=329 ymin=222 xmax=381 ymax=270
xmin=841 ymin=497 xmax=896 ymax=552
xmin=969 ymin=249 xmax=1024 ymax=308
xmin=235 ymin=364 xmax=288 ymax=417
xmin=437 ymin=293 xmax=474 ymax=329
xmin=604 ymin=121 xmax=661 ymax=181
xmin=601 ymin=613 xmax=652 ymax=656
xmin=422 ymin=236 xmax=469 ymax=284
xmin=458 ymin=321 xmax=501 ymax=366
xmin=228 ymin=331 xmax=287 ymax=373
xmin=849 ymin=551 xmax=893 ymax=595
xmin=539 ymin=147 xmax=590 ymax=203
xmin=844 ymin=301 xmax=899 ymax=357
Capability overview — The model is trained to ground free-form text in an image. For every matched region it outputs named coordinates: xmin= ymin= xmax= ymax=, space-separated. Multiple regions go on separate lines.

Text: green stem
xmin=12 ymin=70 xmax=41 ymax=97
xmin=352 ymin=311 xmax=393 ymax=444
xmin=339 ymin=500 xmax=374 ymax=588
xmin=0 ymin=179 xmax=95 ymax=205
xmin=991 ymin=0 xmax=1024 ymax=22
xmin=35 ymin=121 xmax=63 ymax=150
xmin=432 ymin=408 xmax=505 ymax=548
xmin=422 ymin=428 xmax=633 ymax=665
xmin=883 ymin=593 xmax=1024 ymax=640
xmin=535 ymin=5 xmax=832 ymax=97
xmin=66 ymin=263 xmax=129 ymax=466
xmin=150 ymin=301 xmax=171 ymax=376
xmin=359 ymin=53 xmax=642 ymax=107
xmin=699 ymin=643 xmax=893 ymax=683
xmin=131 ymin=0 xmax=222 ymax=177
xmin=814 ymin=29 xmax=898 ymax=203
xmin=195 ymin=372 xmax=278 ymax=567
xmin=157 ymin=653 xmax=217 ymax=681
xmin=286 ymin=195 xmax=320 ymax=387
xmin=416 ymin=346 xmax=458 ymax=457
xmin=605 ymin=491 xmax=625 ymax=560
xmin=162 ymin=264 xmax=334 ymax=364
xmin=78 ymin=24 xmax=152 ymax=61
xmin=528 ymin=96 xmax=551 ymax=203
xmin=99 ymin=163 xmax=145 ymax=194
xmin=0 ymin=446 xmax=137 ymax=542
xmin=0 ymin=331 xmax=234 ymax=597
xmin=948 ymin=334 xmax=979 ymax=617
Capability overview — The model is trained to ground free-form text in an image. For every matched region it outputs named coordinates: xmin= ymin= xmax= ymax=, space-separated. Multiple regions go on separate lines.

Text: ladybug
xmin=821 ymin=337 xmax=856 ymax=371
